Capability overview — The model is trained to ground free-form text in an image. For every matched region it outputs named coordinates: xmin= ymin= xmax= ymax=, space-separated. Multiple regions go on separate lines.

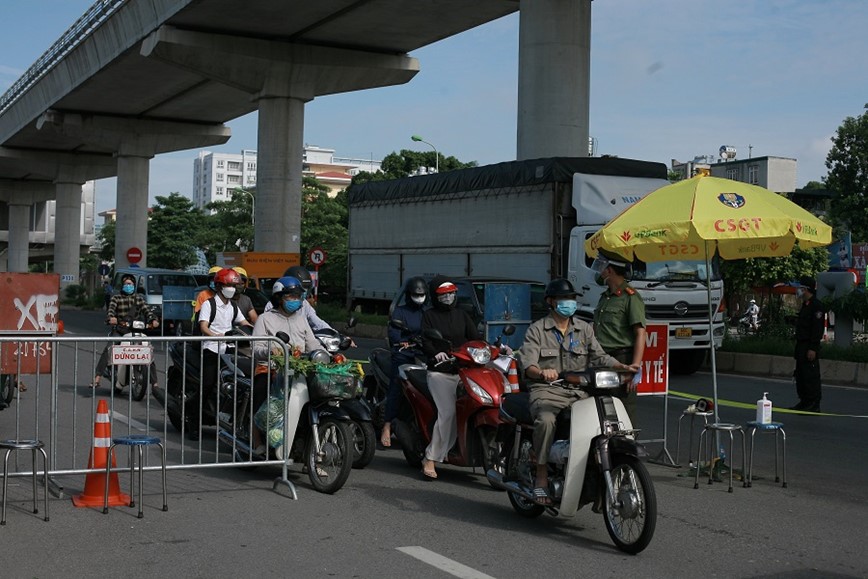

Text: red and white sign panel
xmin=0 ymin=273 xmax=59 ymax=374
xmin=636 ymin=323 xmax=668 ymax=396
xmin=111 ymin=345 xmax=154 ymax=366
xmin=308 ymin=247 xmax=327 ymax=266
xmin=127 ymin=246 xmax=143 ymax=264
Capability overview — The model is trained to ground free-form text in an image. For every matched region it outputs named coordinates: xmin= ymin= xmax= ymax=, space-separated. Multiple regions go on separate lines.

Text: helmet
xmin=750 ymin=299 xmax=756 ymax=304
xmin=405 ymin=277 xmax=428 ymax=298
xmin=214 ymin=268 xmax=241 ymax=287
xmin=272 ymin=276 xmax=305 ymax=298
xmin=232 ymin=266 xmax=248 ymax=278
xmin=590 ymin=250 xmax=629 ymax=276
xmin=284 ymin=266 xmax=313 ymax=291
xmin=545 ymin=278 xmax=577 ymax=298
xmin=434 ymin=281 xmax=457 ymax=294
xmin=208 ymin=266 xmax=222 ymax=275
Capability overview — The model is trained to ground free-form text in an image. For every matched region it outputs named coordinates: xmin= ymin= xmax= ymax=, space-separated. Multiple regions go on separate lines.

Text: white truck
xmin=347 ymin=157 xmax=725 ymax=374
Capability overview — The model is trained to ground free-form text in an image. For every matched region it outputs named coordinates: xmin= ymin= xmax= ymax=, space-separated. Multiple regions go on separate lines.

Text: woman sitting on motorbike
xmin=249 ymin=276 xmax=321 ymax=455
xmin=419 ymin=275 xmax=479 ymax=479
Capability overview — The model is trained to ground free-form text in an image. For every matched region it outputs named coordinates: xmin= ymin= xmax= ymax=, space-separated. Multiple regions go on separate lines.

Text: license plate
xmin=675 ymin=327 xmax=693 ymax=338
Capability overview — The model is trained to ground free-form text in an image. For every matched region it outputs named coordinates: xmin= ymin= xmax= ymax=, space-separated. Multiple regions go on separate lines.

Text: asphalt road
xmin=2 ymin=308 xmax=866 ymax=578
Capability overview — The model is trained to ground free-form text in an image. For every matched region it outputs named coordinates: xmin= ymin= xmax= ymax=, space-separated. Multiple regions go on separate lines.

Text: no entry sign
xmin=126 ymin=247 xmax=143 ymax=264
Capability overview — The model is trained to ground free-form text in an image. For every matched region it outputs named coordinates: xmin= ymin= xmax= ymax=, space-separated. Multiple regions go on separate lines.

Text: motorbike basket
xmin=308 ymin=371 xmax=356 ymax=401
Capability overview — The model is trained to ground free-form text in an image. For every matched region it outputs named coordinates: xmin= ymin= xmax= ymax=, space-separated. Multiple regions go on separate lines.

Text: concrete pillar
xmin=7 ymin=203 xmax=31 ymax=272
xmin=517 ymin=0 xmax=592 ymax=160
xmin=54 ymin=181 xmax=84 ymax=288
xmin=115 ymin=154 xmax=151 ymax=268
xmin=256 ymin=96 xmax=307 ymax=253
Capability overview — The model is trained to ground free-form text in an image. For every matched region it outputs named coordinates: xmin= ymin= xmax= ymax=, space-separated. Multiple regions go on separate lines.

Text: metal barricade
xmin=0 ymin=333 xmax=299 ymax=499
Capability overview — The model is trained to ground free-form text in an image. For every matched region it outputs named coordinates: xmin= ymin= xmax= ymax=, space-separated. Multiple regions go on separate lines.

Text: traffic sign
xmin=126 ymin=247 xmax=143 ymax=264
xmin=308 ymin=247 xmax=328 ymax=266
xmin=98 ymin=263 xmax=110 ymax=276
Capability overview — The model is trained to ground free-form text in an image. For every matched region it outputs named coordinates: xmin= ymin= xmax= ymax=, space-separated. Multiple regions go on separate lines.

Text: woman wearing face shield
xmin=419 ymin=275 xmax=479 ymax=479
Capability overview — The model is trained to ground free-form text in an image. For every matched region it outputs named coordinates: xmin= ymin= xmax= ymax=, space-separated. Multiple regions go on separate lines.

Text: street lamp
xmin=411 ymin=134 xmax=438 ymax=174
xmin=234 ymin=187 xmax=255 ymax=228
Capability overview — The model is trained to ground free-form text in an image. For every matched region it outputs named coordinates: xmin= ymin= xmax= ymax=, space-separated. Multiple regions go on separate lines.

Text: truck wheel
xmin=670 ymin=350 xmax=706 ymax=375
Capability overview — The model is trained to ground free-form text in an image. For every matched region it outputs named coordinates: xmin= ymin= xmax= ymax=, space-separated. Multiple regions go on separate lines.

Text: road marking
xmin=110 ymin=410 xmax=149 ymax=431
xmin=397 ymin=547 xmax=496 ymax=579
xmin=669 ymin=389 xmax=868 ymax=418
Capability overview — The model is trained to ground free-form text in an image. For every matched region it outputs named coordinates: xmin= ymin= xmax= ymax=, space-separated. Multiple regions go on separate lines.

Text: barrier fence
xmin=0 ymin=333 xmax=301 ymax=499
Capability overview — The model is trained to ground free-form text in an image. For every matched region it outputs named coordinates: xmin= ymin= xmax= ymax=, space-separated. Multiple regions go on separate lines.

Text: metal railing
xmin=0 ymin=0 xmax=128 ymax=115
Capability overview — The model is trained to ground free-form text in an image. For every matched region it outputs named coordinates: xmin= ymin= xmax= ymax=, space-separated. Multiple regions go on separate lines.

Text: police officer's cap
xmin=798 ymin=276 xmax=816 ymax=292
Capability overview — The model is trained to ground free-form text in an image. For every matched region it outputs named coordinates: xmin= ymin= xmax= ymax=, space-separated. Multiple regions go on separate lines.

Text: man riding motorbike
xmin=250 ymin=275 xmax=321 ymax=455
xmin=517 ymin=278 xmax=638 ymax=505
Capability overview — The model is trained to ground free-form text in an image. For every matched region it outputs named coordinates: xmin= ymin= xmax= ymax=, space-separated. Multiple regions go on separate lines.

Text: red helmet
xmin=434 ymin=281 xmax=457 ymax=294
xmin=214 ymin=268 xmax=241 ymax=286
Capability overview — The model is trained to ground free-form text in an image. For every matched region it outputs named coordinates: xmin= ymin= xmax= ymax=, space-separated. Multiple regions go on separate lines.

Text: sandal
xmin=421 ymin=460 xmax=438 ymax=480
xmin=15 ymin=380 xmax=26 ymax=392
xmin=380 ymin=425 xmax=392 ymax=448
xmin=532 ymin=486 xmax=552 ymax=505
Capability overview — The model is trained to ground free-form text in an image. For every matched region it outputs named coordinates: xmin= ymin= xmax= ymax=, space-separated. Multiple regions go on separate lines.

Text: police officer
xmin=791 ymin=276 xmax=826 ymax=413
xmin=592 ymin=250 xmax=646 ymax=425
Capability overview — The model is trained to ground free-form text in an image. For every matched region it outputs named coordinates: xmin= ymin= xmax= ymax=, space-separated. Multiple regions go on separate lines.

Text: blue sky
xmin=2 ymin=1 xmax=867 ymax=214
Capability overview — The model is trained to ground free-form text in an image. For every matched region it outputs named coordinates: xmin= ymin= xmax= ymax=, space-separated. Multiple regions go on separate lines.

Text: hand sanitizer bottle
xmin=756 ymin=392 xmax=772 ymax=424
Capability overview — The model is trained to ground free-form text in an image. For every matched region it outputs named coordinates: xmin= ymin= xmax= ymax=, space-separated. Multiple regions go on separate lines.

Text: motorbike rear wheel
xmin=506 ymin=437 xmax=545 ymax=518
xmin=603 ymin=455 xmax=657 ymax=554
xmin=350 ymin=420 xmax=377 ymax=469
xmin=1 ymin=375 xmax=14 ymax=405
xmin=131 ymin=367 xmax=147 ymax=401
xmin=306 ymin=418 xmax=353 ymax=494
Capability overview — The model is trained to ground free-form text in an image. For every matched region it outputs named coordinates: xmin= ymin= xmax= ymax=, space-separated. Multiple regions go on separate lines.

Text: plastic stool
xmin=104 ymin=435 xmax=167 ymax=518
xmin=693 ymin=423 xmax=747 ymax=493
xmin=745 ymin=421 xmax=787 ymax=488
xmin=1 ymin=439 xmax=49 ymax=525
xmin=676 ymin=408 xmax=713 ymax=466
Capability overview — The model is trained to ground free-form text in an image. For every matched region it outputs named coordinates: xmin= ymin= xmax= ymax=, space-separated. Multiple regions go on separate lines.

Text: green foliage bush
xmin=722 ymin=334 xmax=868 ymax=363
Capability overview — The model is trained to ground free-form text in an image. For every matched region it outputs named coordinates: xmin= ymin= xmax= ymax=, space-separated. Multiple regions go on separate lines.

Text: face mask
xmin=410 ymin=295 xmax=426 ymax=305
xmin=437 ymin=292 xmax=456 ymax=306
xmin=282 ymin=299 xmax=303 ymax=314
xmin=555 ymin=299 xmax=577 ymax=318
xmin=122 ymin=284 xmax=135 ymax=295
xmin=221 ymin=286 xmax=236 ymax=299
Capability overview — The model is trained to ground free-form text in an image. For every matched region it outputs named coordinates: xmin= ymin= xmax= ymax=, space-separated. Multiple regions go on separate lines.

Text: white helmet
xmin=749 ymin=299 xmax=756 ymax=303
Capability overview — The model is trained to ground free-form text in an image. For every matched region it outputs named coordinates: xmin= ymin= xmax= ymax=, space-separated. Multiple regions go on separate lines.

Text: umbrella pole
xmin=705 ymin=242 xmax=720 ymax=424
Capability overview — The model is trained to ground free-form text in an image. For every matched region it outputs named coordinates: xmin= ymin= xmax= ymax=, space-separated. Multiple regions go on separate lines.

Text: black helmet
xmin=284 ymin=266 xmax=313 ymax=291
xmin=404 ymin=277 xmax=428 ymax=299
xmin=545 ymin=278 xmax=577 ymax=298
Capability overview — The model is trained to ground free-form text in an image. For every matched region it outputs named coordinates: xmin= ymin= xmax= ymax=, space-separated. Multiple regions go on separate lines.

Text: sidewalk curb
xmin=705 ymin=351 xmax=868 ymax=387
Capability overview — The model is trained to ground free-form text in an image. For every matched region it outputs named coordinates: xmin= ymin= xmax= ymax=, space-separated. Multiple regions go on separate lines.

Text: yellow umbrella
xmin=585 ymin=172 xmax=832 ymax=262
xmin=584 ymin=172 xmax=832 ymax=425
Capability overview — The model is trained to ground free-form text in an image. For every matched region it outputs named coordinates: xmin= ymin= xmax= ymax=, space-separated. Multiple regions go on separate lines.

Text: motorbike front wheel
xmin=603 ymin=455 xmax=657 ymax=554
xmin=350 ymin=420 xmax=377 ymax=469
xmin=131 ymin=367 xmax=147 ymax=401
xmin=306 ymin=418 xmax=353 ymax=494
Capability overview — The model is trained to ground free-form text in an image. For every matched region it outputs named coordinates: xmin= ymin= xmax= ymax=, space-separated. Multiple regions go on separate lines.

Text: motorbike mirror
xmin=503 ymin=325 xmax=515 ymax=336
xmin=389 ymin=318 xmax=407 ymax=331
xmin=339 ymin=336 xmax=353 ymax=350
xmin=422 ymin=328 xmax=444 ymax=341
xmin=275 ymin=331 xmax=290 ymax=344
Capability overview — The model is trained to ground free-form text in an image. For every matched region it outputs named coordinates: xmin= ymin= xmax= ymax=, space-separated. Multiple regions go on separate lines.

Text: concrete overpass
xmin=0 ymin=0 xmax=592 ymax=284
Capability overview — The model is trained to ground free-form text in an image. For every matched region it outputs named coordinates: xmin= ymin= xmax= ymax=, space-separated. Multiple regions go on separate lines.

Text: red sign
xmin=126 ymin=247 xmax=143 ymax=264
xmin=853 ymin=242 xmax=868 ymax=286
xmin=636 ymin=323 xmax=668 ymax=396
xmin=308 ymin=247 xmax=328 ymax=266
xmin=0 ymin=273 xmax=59 ymax=374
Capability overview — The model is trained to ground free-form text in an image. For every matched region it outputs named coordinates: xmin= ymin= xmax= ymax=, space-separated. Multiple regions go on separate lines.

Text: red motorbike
xmin=390 ymin=322 xmax=516 ymax=480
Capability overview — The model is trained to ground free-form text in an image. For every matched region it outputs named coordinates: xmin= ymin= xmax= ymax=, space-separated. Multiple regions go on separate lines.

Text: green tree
xmin=200 ymin=187 xmax=255 ymax=261
xmin=351 ymin=149 xmax=477 ymax=185
xmin=825 ymin=104 xmax=868 ymax=242
xmin=720 ymin=246 xmax=829 ymax=296
xmin=148 ymin=193 xmax=205 ymax=269
xmin=97 ymin=220 xmax=116 ymax=262
xmin=301 ymin=177 xmax=348 ymax=297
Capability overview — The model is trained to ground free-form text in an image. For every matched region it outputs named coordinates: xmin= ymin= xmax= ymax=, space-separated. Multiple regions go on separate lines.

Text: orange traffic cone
xmin=72 ymin=399 xmax=130 ymax=507
xmin=506 ymin=358 xmax=520 ymax=393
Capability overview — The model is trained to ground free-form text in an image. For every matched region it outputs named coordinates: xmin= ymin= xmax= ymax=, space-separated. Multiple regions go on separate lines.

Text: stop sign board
xmin=126 ymin=247 xmax=143 ymax=264
xmin=308 ymin=247 xmax=327 ymax=266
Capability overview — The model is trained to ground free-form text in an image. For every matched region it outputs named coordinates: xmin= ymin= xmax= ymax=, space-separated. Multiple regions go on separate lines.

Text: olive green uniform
xmin=518 ymin=315 xmax=619 ymax=463
xmin=594 ymin=280 xmax=646 ymax=424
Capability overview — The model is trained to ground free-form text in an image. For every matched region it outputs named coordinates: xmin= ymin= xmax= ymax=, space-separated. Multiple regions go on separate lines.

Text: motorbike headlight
xmin=308 ymin=349 xmax=331 ymax=365
xmin=465 ymin=377 xmax=493 ymax=404
xmin=132 ymin=320 xmax=146 ymax=330
xmin=467 ymin=346 xmax=491 ymax=365
xmin=594 ymin=370 xmax=621 ymax=389
xmin=319 ymin=336 xmax=340 ymax=352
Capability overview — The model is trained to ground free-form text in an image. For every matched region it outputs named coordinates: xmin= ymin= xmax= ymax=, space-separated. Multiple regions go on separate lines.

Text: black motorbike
xmin=313 ymin=322 xmax=376 ymax=469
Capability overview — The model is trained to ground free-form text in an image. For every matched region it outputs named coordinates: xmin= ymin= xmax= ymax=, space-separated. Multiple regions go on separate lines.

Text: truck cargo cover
xmin=348 ymin=157 xmax=668 ymax=204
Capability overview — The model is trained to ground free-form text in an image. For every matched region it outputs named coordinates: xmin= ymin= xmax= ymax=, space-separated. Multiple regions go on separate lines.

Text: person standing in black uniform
xmin=791 ymin=276 xmax=826 ymax=412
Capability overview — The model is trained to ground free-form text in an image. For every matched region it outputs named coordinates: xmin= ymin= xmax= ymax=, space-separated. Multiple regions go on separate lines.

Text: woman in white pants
xmin=420 ymin=276 xmax=479 ymax=479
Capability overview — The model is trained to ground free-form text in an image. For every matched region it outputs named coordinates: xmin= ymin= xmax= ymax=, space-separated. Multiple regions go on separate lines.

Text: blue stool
xmin=104 ymin=435 xmax=167 ymax=518
xmin=693 ymin=423 xmax=747 ymax=493
xmin=745 ymin=421 xmax=787 ymax=488
xmin=1 ymin=439 xmax=49 ymax=525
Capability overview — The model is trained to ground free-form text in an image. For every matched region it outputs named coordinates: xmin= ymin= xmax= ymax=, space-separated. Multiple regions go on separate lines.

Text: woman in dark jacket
xmin=419 ymin=275 xmax=479 ymax=479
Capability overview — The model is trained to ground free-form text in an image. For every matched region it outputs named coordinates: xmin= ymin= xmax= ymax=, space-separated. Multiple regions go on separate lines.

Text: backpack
xmin=194 ymin=296 xmax=239 ymax=335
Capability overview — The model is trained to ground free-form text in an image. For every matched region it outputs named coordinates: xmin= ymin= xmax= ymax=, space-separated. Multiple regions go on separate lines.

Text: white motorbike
xmin=487 ymin=369 xmax=657 ymax=554
xmin=102 ymin=317 xmax=154 ymax=401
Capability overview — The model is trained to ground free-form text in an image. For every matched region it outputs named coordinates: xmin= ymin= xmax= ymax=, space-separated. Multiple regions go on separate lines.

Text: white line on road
xmin=397 ymin=547 xmax=496 ymax=579
xmin=110 ymin=410 xmax=149 ymax=431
